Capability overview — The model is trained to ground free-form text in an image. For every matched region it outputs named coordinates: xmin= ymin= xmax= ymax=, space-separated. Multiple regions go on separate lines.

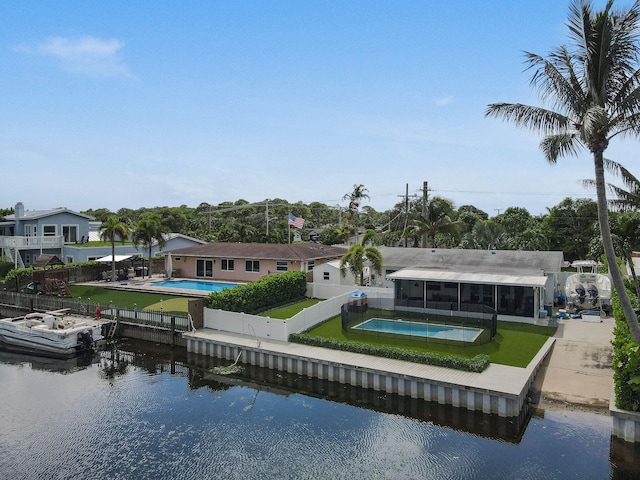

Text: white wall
xmin=203 ymin=284 xmax=396 ymax=341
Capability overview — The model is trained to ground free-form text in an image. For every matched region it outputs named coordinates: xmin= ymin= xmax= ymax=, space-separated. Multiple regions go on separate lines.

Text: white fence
xmin=203 ymin=283 xmax=395 ymax=342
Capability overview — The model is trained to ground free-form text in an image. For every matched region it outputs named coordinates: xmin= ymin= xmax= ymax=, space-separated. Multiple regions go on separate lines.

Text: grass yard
xmin=306 ymin=316 xmax=555 ymax=368
xmin=68 ymin=285 xmax=194 ymax=313
xmin=260 ymin=298 xmax=322 ymax=319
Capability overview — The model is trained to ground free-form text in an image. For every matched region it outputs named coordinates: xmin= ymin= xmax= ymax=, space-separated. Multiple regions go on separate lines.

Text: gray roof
xmin=166 ymin=242 xmax=347 ymax=261
xmin=3 ymin=207 xmax=93 ymax=221
xmin=378 ymin=246 xmax=564 ymax=276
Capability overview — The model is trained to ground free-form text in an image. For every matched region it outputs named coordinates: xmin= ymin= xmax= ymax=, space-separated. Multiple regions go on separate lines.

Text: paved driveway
xmin=532 ymin=315 xmax=614 ymax=410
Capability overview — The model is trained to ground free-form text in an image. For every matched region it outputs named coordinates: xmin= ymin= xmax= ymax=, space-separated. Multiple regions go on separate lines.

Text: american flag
xmin=288 ymin=213 xmax=305 ymax=229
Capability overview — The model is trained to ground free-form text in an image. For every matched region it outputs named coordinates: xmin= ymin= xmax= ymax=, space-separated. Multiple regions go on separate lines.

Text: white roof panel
xmin=95 ymin=254 xmax=136 ymax=263
xmin=387 ymin=268 xmax=548 ymax=287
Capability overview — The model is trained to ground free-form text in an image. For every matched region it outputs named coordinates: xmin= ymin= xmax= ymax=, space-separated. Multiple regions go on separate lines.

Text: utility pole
xmin=421 ymin=181 xmax=429 ymax=248
xmin=397 ymin=183 xmax=418 ymax=248
xmin=265 ymin=200 xmax=270 ymax=240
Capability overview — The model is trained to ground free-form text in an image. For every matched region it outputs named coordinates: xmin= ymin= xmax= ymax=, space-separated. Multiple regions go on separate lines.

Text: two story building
xmin=1 ymin=202 xmax=206 ymax=268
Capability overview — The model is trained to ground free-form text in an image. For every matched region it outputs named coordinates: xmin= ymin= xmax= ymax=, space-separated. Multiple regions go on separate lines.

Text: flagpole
xmin=288 ymin=211 xmax=291 ymax=244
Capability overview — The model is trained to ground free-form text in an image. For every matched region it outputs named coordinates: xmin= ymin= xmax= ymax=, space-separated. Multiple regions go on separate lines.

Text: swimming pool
xmin=353 ymin=318 xmax=482 ymax=342
xmin=151 ymin=279 xmax=240 ymax=292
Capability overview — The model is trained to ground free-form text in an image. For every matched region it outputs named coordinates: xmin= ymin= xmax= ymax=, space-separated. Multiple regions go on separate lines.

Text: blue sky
xmin=2 ymin=1 xmax=638 ymax=216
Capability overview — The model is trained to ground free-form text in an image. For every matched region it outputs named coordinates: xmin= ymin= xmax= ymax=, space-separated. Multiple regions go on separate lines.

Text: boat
xmin=0 ymin=309 xmax=105 ymax=357
xmin=564 ymin=260 xmax=612 ymax=317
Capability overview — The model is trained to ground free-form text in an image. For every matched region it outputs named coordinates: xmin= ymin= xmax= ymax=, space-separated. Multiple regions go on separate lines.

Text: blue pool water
xmin=354 ymin=318 xmax=482 ymax=342
xmin=151 ymin=279 xmax=239 ymax=292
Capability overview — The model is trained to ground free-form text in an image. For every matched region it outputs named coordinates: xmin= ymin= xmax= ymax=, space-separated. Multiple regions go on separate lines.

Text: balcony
xmin=0 ymin=235 xmax=65 ymax=249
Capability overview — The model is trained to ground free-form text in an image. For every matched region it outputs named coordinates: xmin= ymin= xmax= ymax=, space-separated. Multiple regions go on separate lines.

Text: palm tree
xmin=583 ymin=158 xmax=640 ymax=211
xmin=99 ymin=216 xmax=131 ymax=282
xmin=342 ymin=184 xmax=370 ymax=243
xmin=486 ymin=0 xmax=640 ymax=341
xmin=132 ymin=214 xmax=167 ymax=278
xmin=339 ymin=229 xmax=383 ymax=286
xmin=409 ymin=196 xmax=464 ymax=248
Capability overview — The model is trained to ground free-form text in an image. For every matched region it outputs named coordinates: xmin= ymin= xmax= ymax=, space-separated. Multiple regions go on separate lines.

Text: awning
xmin=387 ymin=268 xmax=548 ymax=288
xmin=95 ymin=254 xmax=137 ymax=263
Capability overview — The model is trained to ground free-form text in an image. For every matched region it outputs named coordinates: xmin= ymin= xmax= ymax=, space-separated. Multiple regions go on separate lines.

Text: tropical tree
xmin=409 ymin=196 xmax=464 ymax=248
xmin=132 ymin=214 xmax=167 ymax=278
xmin=583 ymin=158 xmax=640 ymax=211
xmin=462 ymin=220 xmax=508 ymax=250
xmin=342 ymin=184 xmax=370 ymax=242
xmin=339 ymin=229 xmax=383 ymax=286
xmin=486 ymin=0 xmax=640 ymax=341
xmin=99 ymin=216 xmax=131 ymax=282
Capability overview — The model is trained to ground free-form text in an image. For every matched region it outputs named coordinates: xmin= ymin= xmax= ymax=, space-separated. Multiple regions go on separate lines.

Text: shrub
xmin=288 ymin=333 xmax=491 ymax=372
xmin=612 ymin=292 xmax=640 ymax=411
xmin=0 ymin=260 xmax=14 ymax=279
xmin=3 ymin=267 xmax=33 ymax=291
xmin=206 ymin=271 xmax=307 ymax=314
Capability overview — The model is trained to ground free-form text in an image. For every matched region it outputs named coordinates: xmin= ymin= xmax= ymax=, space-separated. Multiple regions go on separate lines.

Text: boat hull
xmin=0 ymin=313 xmax=104 ymax=357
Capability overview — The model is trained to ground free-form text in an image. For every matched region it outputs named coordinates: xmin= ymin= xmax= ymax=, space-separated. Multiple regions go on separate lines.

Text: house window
xmin=25 ymin=225 xmax=35 ymax=236
xmin=276 ymin=261 xmax=288 ymax=272
xmin=221 ymin=259 xmax=235 ymax=271
xmin=25 ymin=254 xmax=30 ymax=264
xmin=196 ymin=259 xmax=213 ymax=278
xmin=62 ymin=225 xmax=78 ymax=243
xmin=245 ymin=260 xmax=260 ymax=273
xmin=43 ymin=225 xmax=56 ymax=236
xmin=323 ymin=272 xmax=330 ymax=281
xmin=66 ymin=256 xmax=74 ymax=264
xmin=307 ymin=260 xmax=315 ymax=271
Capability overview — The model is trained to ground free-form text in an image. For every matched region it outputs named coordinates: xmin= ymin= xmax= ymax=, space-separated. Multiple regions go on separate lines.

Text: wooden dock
xmin=184 ymin=328 xmax=554 ymax=418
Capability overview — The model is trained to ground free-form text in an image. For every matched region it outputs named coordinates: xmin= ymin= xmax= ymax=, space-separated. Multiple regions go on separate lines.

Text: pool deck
xmin=79 ymin=275 xmax=217 ymax=297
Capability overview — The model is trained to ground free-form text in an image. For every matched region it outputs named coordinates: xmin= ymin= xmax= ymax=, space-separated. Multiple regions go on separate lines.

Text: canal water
xmin=1 ymin=339 xmax=639 ymax=480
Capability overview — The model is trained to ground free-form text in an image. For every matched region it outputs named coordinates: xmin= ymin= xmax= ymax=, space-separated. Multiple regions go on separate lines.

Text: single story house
xmin=375 ymin=247 xmax=564 ymax=323
xmin=312 ymin=259 xmax=357 ymax=286
xmin=163 ymin=242 xmax=347 ymax=282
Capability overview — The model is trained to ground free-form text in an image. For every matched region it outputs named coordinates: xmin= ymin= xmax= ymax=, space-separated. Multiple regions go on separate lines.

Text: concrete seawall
xmin=184 ymin=329 xmax=554 ymax=418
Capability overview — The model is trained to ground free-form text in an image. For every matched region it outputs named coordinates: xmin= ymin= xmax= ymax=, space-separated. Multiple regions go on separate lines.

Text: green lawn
xmin=306 ymin=316 xmax=555 ymax=368
xmin=65 ymin=289 xmax=554 ymax=367
xmin=68 ymin=285 xmax=194 ymax=313
xmin=260 ymin=299 xmax=322 ymax=319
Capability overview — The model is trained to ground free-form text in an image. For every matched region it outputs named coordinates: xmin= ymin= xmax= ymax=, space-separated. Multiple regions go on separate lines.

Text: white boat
xmin=0 ymin=310 xmax=104 ymax=357
xmin=565 ymin=260 xmax=612 ymax=315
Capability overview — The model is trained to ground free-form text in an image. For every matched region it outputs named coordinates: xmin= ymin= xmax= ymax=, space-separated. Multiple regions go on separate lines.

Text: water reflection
xmin=1 ymin=339 xmax=639 ymax=479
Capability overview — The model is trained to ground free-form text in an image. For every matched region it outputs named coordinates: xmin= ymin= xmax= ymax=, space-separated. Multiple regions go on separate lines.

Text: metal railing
xmin=0 ymin=291 xmax=190 ymax=331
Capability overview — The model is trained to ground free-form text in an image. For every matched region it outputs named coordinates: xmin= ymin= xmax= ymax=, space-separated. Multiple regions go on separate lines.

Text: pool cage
xmin=341 ymin=294 xmax=497 ymax=346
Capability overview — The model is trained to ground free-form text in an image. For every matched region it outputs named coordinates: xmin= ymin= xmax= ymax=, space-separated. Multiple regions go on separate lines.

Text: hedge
xmin=288 ymin=333 xmax=491 ymax=373
xmin=612 ymin=292 xmax=640 ymax=411
xmin=206 ymin=270 xmax=307 ymax=314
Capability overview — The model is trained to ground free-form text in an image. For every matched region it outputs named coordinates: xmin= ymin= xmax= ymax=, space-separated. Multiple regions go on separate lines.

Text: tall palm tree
xmin=339 ymin=229 xmax=383 ymax=286
xmin=99 ymin=216 xmax=131 ymax=282
xmin=132 ymin=214 xmax=167 ymax=278
xmin=343 ymin=184 xmax=370 ymax=243
xmin=486 ymin=0 xmax=640 ymax=341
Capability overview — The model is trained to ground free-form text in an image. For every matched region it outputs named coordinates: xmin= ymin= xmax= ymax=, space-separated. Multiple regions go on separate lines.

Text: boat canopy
xmin=95 ymin=254 xmax=137 ymax=263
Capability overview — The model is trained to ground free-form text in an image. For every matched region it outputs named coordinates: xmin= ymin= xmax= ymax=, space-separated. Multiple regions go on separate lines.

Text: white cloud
xmin=435 ymin=95 xmax=454 ymax=106
xmin=14 ymin=36 xmax=133 ymax=78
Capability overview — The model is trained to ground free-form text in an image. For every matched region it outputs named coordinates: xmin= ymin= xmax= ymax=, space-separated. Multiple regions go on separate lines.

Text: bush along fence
xmin=612 ymin=291 xmax=640 ymax=412
xmin=206 ymin=270 xmax=307 ymax=314
xmin=288 ymin=334 xmax=490 ymax=373
xmin=0 ymin=290 xmax=190 ymax=332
